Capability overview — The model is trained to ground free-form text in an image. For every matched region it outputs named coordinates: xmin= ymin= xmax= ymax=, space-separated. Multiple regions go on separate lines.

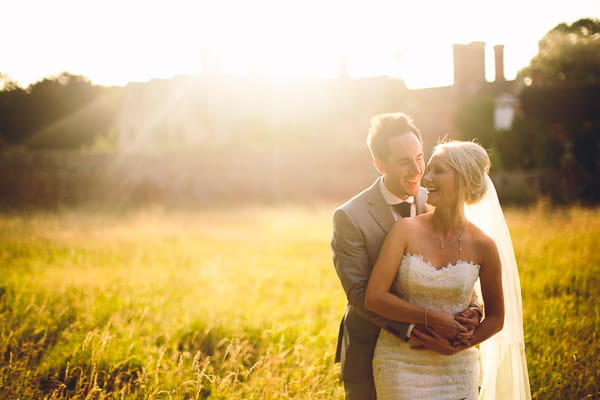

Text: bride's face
xmin=423 ymin=153 xmax=458 ymax=207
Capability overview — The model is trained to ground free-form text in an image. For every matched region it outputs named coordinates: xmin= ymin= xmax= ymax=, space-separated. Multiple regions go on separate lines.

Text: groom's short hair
xmin=367 ymin=112 xmax=422 ymax=161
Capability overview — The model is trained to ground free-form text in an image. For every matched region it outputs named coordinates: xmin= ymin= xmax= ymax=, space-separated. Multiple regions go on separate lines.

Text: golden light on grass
xmin=0 ymin=205 xmax=598 ymax=398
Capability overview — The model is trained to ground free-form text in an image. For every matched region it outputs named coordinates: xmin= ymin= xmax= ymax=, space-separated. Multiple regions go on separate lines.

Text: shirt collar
xmin=379 ymin=178 xmax=414 ymax=205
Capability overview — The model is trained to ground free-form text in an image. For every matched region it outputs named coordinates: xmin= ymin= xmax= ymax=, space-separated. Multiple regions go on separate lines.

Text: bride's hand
xmin=427 ymin=309 xmax=468 ymax=340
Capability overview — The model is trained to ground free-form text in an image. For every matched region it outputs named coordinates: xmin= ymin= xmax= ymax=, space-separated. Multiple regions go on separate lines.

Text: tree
xmin=0 ymin=73 xmax=20 ymax=91
xmin=519 ymin=18 xmax=600 ymax=85
xmin=454 ymin=94 xmax=495 ymax=148
xmin=0 ymin=74 xmax=28 ymax=146
xmin=517 ymin=18 xmax=600 ymax=204
xmin=0 ymin=72 xmax=120 ymax=149
xmin=23 ymin=73 xmax=118 ymax=149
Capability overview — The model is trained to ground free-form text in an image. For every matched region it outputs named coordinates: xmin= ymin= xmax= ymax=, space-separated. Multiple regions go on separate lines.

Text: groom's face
xmin=375 ymin=132 xmax=425 ymax=199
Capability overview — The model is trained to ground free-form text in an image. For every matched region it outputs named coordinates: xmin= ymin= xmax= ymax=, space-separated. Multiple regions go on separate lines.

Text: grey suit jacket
xmin=331 ymin=176 xmax=428 ymax=383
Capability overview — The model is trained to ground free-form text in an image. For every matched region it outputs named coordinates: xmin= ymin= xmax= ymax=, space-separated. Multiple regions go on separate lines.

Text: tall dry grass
xmin=0 ymin=205 xmax=598 ymax=399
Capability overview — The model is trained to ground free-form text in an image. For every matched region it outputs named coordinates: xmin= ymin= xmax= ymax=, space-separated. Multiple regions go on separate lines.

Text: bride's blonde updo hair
xmin=431 ymin=140 xmax=491 ymax=204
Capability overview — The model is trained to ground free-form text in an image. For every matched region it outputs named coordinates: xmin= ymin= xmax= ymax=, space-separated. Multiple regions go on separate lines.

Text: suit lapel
xmin=368 ymin=179 xmax=428 ymax=230
xmin=367 ymin=177 xmax=395 ymax=234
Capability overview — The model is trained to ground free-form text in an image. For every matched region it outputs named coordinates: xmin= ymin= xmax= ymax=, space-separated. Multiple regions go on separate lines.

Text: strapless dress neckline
xmin=403 ymin=252 xmax=481 ymax=272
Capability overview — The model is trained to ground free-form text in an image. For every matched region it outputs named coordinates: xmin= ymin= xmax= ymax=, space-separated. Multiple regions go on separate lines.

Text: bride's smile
xmin=423 ymin=153 xmax=458 ymax=208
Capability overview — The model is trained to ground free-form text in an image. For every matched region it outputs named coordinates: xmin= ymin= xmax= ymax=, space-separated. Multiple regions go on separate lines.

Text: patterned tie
xmin=393 ymin=202 xmax=412 ymax=218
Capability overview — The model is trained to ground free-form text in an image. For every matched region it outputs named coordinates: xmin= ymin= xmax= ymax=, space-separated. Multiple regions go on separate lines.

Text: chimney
xmin=453 ymin=41 xmax=485 ymax=90
xmin=494 ymin=45 xmax=505 ymax=82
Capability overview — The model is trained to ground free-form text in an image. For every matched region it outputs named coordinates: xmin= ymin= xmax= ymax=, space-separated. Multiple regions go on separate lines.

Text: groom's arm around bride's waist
xmin=331 ymin=207 xmax=412 ymax=340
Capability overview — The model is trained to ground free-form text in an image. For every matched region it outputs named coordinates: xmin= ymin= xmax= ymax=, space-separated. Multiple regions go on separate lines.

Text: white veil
xmin=465 ymin=175 xmax=532 ymax=400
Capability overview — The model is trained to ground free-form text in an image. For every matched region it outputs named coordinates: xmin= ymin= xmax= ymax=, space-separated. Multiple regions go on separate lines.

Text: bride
xmin=365 ymin=140 xmax=531 ymax=400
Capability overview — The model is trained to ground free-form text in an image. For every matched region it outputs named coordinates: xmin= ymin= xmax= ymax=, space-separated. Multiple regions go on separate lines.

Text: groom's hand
xmin=409 ymin=325 xmax=451 ymax=348
xmin=410 ymin=327 xmax=466 ymax=356
xmin=453 ymin=308 xmax=480 ymax=345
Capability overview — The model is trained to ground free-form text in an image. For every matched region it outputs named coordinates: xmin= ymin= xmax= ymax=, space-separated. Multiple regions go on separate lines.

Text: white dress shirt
xmin=379 ymin=179 xmax=415 ymax=219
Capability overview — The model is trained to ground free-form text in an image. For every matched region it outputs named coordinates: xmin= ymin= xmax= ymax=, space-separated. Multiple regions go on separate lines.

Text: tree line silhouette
xmin=0 ymin=73 xmax=118 ymax=149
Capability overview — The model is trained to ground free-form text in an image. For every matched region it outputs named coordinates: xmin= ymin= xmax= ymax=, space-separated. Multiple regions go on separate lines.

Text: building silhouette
xmin=116 ymin=41 xmax=522 ymax=153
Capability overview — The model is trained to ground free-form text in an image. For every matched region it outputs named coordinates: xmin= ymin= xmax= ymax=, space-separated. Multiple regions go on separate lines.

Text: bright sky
xmin=2 ymin=0 xmax=599 ymax=89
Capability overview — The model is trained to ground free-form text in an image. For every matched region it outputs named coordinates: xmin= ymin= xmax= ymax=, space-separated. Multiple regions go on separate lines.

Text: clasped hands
xmin=410 ymin=308 xmax=480 ymax=355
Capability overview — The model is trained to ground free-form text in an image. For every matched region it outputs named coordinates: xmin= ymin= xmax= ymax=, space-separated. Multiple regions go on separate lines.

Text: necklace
xmin=438 ymin=222 xmax=467 ymax=252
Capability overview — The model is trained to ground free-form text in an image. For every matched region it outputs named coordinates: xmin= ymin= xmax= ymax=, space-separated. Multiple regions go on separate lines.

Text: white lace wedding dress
xmin=373 ymin=253 xmax=481 ymax=400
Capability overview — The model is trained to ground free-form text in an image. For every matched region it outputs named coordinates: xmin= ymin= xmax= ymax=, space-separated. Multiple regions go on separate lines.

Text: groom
xmin=331 ymin=112 xmax=480 ymax=399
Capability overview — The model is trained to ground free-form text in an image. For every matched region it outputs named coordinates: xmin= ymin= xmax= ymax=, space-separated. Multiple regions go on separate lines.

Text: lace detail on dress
xmin=373 ymin=254 xmax=482 ymax=399
xmin=404 ymin=252 xmax=481 ymax=271
xmin=392 ymin=253 xmax=480 ymax=316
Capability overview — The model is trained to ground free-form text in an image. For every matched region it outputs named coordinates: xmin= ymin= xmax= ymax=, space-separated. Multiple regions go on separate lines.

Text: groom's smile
xmin=375 ymin=131 xmax=425 ymax=199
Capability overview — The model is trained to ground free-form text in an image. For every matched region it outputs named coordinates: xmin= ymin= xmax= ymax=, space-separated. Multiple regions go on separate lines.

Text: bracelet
xmin=424 ymin=308 xmax=429 ymax=329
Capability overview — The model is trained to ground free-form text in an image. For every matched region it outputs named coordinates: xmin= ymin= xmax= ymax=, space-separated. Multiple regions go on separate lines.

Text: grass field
xmin=0 ymin=205 xmax=598 ymax=399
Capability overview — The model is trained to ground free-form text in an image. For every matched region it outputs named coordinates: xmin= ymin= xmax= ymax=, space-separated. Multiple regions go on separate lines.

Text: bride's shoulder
xmin=388 ymin=214 xmax=429 ymax=243
xmin=468 ymin=223 xmax=500 ymax=257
